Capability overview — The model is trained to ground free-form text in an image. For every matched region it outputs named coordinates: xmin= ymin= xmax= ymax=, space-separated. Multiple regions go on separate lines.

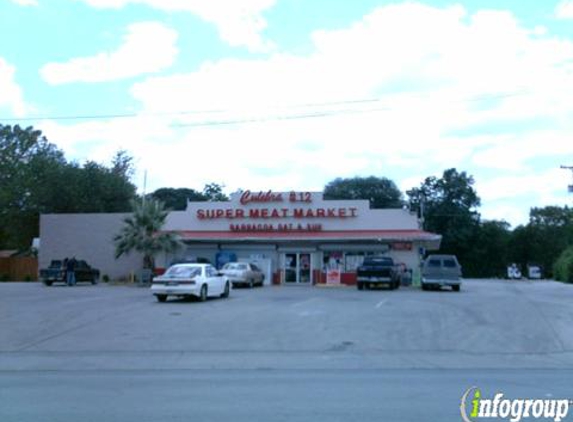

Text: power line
xmin=0 ymin=88 xmax=531 ymax=124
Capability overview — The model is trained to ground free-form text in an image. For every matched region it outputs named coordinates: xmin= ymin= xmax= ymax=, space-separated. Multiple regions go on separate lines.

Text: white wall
xmin=39 ymin=213 xmax=143 ymax=281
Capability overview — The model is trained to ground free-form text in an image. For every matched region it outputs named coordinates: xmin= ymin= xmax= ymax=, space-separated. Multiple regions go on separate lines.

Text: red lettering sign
xmin=230 ymin=223 xmax=323 ymax=232
xmin=240 ymin=190 xmax=284 ymax=205
xmin=198 ymin=207 xmax=359 ymax=220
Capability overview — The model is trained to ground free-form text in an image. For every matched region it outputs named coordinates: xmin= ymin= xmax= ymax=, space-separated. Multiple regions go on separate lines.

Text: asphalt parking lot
xmin=2 ymin=279 xmax=573 ymax=421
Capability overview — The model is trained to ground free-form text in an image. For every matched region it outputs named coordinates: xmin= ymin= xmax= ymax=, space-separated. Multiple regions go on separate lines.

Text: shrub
xmin=553 ymin=246 xmax=573 ymax=283
xmin=102 ymin=274 xmax=110 ymax=283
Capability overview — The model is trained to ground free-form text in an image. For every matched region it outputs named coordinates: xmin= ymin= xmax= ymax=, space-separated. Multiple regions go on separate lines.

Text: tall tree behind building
xmin=149 ymin=183 xmax=229 ymax=211
xmin=509 ymin=206 xmax=573 ymax=277
xmin=323 ymin=176 xmax=403 ymax=208
xmin=0 ymin=124 xmax=137 ymax=249
xmin=407 ymin=168 xmax=481 ymax=274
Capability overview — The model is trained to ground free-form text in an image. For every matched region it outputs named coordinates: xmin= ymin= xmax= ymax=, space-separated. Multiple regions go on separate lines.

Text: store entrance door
xmin=282 ymin=253 xmax=312 ymax=284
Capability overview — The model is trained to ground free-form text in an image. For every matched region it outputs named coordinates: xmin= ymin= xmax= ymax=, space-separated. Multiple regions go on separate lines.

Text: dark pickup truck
xmin=40 ymin=259 xmax=100 ymax=286
xmin=356 ymin=256 xmax=401 ymax=290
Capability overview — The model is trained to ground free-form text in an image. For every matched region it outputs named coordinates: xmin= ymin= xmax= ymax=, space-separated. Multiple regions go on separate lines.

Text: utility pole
xmin=142 ymin=169 xmax=148 ymax=205
xmin=561 ymin=165 xmax=573 ymax=193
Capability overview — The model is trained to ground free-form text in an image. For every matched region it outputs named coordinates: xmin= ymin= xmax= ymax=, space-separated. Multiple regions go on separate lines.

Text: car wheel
xmin=394 ymin=280 xmax=400 ymax=290
xmin=91 ymin=276 xmax=98 ymax=285
xmin=357 ymin=282 xmax=364 ymax=290
xmin=421 ymin=284 xmax=428 ymax=291
xmin=199 ymin=284 xmax=208 ymax=302
xmin=452 ymin=285 xmax=460 ymax=292
xmin=43 ymin=280 xmax=53 ymax=286
xmin=221 ymin=282 xmax=230 ymax=298
xmin=156 ymin=294 xmax=167 ymax=303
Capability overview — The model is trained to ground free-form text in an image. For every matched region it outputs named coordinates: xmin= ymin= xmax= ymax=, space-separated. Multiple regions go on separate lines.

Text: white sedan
xmin=151 ymin=263 xmax=231 ymax=303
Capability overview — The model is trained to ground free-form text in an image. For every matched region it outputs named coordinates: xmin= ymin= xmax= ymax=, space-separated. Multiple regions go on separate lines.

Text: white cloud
xmin=476 ymin=169 xmax=570 ymax=203
xmin=9 ymin=0 xmax=38 ymax=6
xmin=76 ymin=0 xmax=275 ymax=52
xmin=40 ymin=22 xmax=178 ymax=85
xmin=476 ymin=168 xmax=572 ymax=227
xmin=472 ymin=131 xmax=573 ymax=171
xmin=556 ymin=1 xmax=573 ymax=19
xmin=39 ymin=2 xmax=573 ymax=226
xmin=0 ymin=57 xmax=27 ymax=117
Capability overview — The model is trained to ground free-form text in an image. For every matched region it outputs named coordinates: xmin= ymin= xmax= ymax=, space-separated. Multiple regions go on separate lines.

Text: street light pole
xmin=561 ymin=165 xmax=573 ymax=193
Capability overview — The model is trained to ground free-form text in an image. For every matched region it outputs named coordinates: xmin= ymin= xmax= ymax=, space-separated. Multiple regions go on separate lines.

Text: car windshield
xmin=165 ymin=265 xmax=201 ymax=278
xmin=223 ymin=263 xmax=248 ymax=270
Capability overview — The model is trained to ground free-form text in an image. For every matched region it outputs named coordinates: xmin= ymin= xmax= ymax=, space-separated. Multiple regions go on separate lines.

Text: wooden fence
xmin=0 ymin=257 xmax=38 ymax=281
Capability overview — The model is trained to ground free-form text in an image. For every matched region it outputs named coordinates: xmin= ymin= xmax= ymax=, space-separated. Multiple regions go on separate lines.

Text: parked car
xmin=356 ymin=255 xmax=401 ymax=290
xmin=40 ymin=259 xmax=100 ymax=286
xmin=421 ymin=254 xmax=462 ymax=292
xmin=220 ymin=262 xmax=264 ymax=288
xmin=151 ymin=263 xmax=230 ymax=302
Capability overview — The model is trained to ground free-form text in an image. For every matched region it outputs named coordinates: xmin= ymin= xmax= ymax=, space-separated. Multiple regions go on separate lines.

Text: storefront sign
xmin=230 ymin=223 xmax=323 ymax=232
xmin=239 ymin=190 xmax=313 ymax=205
xmin=193 ymin=190 xmax=360 ymax=234
xmin=392 ymin=242 xmax=413 ymax=251
xmin=197 ymin=207 xmax=358 ymax=220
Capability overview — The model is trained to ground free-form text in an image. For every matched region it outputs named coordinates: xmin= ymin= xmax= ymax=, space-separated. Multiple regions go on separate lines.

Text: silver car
xmin=220 ymin=262 xmax=265 ymax=288
xmin=421 ymin=254 xmax=462 ymax=292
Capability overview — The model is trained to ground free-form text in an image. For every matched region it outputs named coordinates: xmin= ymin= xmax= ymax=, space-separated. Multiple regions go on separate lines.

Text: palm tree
xmin=114 ymin=199 xmax=182 ymax=270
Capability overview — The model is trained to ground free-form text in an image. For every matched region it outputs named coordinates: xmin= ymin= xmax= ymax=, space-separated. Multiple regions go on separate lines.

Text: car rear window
xmin=165 ymin=266 xmax=201 ymax=278
xmin=427 ymin=259 xmax=441 ymax=267
xmin=224 ymin=263 xmax=248 ymax=270
xmin=443 ymin=259 xmax=457 ymax=268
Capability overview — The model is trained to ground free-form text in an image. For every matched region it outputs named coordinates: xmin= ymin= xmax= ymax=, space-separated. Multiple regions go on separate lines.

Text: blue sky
xmin=1 ymin=0 xmax=573 ymax=227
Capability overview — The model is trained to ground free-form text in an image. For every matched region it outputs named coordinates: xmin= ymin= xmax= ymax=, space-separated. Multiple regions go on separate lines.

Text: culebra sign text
xmin=195 ymin=190 xmax=359 ymax=233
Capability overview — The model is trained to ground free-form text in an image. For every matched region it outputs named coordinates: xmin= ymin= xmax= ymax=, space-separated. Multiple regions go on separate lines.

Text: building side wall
xmin=39 ymin=213 xmax=143 ymax=280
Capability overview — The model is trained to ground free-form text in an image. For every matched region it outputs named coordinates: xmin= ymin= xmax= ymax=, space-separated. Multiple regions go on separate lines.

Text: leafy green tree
xmin=0 ymin=124 xmax=65 ymax=248
xmin=509 ymin=206 xmax=573 ymax=277
xmin=149 ymin=183 xmax=229 ymax=210
xmin=150 ymin=188 xmax=208 ymax=211
xmin=0 ymin=123 xmax=138 ymax=249
xmin=554 ymin=246 xmax=573 ymax=283
xmin=202 ymin=183 xmax=229 ymax=201
xmin=407 ymin=168 xmax=481 ymax=274
xmin=113 ymin=199 xmax=183 ymax=269
xmin=470 ymin=220 xmax=512 ymax=277
xmin=323 ymin=176 xmax=403 ymax=208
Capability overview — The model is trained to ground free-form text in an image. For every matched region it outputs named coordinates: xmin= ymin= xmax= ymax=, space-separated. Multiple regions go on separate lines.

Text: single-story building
xmin=39 ymin=190 xmax=441 ymax=285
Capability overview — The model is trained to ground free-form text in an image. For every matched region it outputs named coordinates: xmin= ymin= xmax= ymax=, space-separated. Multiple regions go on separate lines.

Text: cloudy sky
xmin=1 ymin=0 xmax=573 ymax=226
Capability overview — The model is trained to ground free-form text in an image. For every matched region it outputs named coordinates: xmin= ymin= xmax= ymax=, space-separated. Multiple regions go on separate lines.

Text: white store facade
xmin=158 ymin=190 xmax=441 ymax=286
xmin=39 ymin=190 xmax=441 ymax=285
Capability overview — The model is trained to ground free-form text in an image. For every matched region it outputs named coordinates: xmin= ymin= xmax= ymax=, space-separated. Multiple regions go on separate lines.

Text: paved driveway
xmin=2 ymin=280 xmax=573 ymax=421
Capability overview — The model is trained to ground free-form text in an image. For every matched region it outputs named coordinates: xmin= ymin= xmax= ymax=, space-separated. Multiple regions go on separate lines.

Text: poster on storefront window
xmin=326 ymin=268 xmax=341 ymax=284
xmin=325 ymin=252 xmax=343 ymax=285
